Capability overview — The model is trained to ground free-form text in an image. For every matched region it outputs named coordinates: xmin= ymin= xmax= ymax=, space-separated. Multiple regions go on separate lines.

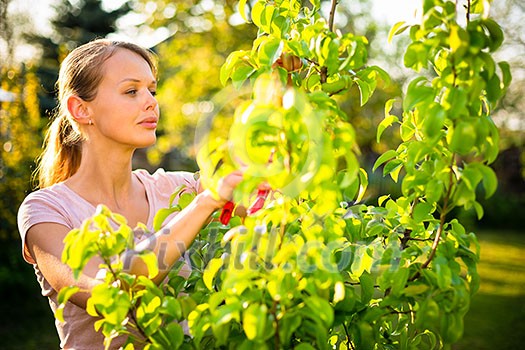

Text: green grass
xmin=1 ymin=231 xmax=523 ymax=349
xmin=453 ymin=230 xmax=525 ymax=350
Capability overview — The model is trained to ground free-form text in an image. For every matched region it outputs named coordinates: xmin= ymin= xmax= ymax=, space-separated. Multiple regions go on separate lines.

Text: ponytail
xmin=35 ymin=113 xmax=82 ymax=188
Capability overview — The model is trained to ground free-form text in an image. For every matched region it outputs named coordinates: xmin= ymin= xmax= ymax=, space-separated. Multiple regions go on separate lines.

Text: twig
xmin=343 ymin=322 xmax=354 ymax=350
xmin=321 ymin=0 xmax=338 ymax=84
xmin=272 ymin=300 xmax=280 ymax=349
xmin=328 ymin=0 xmax=338 ymax=32
xmin=410 ymin=155 xmax=456 ymax=280
xmin=466 ymin=0 xmax=471 ymax=23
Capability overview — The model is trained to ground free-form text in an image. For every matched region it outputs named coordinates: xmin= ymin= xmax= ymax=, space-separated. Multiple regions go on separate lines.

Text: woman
xmin=17 ymin=39 xmax=241 ymax=349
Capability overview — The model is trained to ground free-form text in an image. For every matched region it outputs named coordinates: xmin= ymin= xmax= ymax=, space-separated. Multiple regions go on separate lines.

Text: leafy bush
xmin=58 ymin=0 xmax=510 ymax=349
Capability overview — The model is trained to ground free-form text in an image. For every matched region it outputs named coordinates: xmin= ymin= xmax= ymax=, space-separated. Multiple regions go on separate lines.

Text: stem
xmin=97 ymin=244 xmax=149 ymax=342
xmin=321 ymin=0 xmax=338 ymax=84
xmin=320 ymin=67 xmax=328 ymax=84
xmin=466 ymin=0 xmax=471 ymax=23
xmin=399 ymin=229 xmax=412 ymax=250
xmin=272 ymin=300 xmax=280 ymax=349
xmin=328 ymin=0 xmax=338 ymax=32
xmin=343 ymin=322 xmax=354 ymax=350
xmin=411 ymin=155 xmax=456 ymax=280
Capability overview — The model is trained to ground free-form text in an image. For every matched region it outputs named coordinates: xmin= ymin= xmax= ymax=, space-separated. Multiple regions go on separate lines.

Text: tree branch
xmin=329 ymin=0 xmax=338 ymax=32
xmin=411 ymin=154 xmax=456 ymax=281
xmin=321 ymin=0 xmax=338 ymax=84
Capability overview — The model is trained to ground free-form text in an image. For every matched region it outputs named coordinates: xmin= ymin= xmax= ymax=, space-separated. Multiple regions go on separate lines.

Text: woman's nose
xmin=145 ymin=90 xmax=158 ymax=110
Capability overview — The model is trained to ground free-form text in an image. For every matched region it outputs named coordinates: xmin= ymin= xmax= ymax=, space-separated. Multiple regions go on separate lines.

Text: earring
xmin=88 ymin=119 xmax=93 ymax=126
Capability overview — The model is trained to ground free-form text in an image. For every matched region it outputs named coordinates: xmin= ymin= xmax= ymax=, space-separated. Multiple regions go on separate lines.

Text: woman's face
xmin=86 ymin=48 xmax=159 ymax=149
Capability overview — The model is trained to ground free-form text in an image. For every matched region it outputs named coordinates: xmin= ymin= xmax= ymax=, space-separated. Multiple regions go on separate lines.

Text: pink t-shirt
xmin=17 ymin=168 xmax=197 ymax=350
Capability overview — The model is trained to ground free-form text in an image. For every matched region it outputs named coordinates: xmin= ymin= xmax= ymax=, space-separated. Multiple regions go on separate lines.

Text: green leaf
xmin=477 ymin=164 xmax=498 ymax=198
xmin=279 ymin=313 xmax=302 ymax=347
xmin=355 ymin=78 xmax=371 ymax=106
xmin=238 ymin=0 xmax=249 ymax=22
xmin=351 ymin=245 xmax=374 ymax=278
xmin=161 ymin=296 xmax=182 ymax=320
xmin=243 ymin=303 xmax=267 ymax=340
xmin=373 ymin=150 xmax=398 ymax=172
xmin=447 ymin=121 xmax=476 ymax=155
xmin=388 ymin=21 xmax=409 ymax=43
xmin=305 ymin=296 xmax=334 ymax=328
xmin=413 ymin=201 xmax=433 ymax=222
xmin=257 ymin=37 xmax=284 ymax=66
xmin=425 ymin=179 xmax=443 ymax=203
xmin=391 ymin=267 xmax=410 ymax=296
xmin=481 ymin=18 xmax=504 ymax=52
xmin=178 ymin=192 xmax=195 ymax=209
xmin=153 ymin=207 xmax=180 ymax=231
xmin=164 ymin=322 xmax=184 ymax=348
xmin=498 ymin=61 xmax=512 ymax=90
xmin=57 ymin=285 xmax=80 ymax=305
xmin=403 ymin=42 xmax=428 ymax=71
xmin=422 ymin=102 xmax=446 ymax=138
xmin=434 ymin=256 xmax=452 ymax=290
xmin=472 ymin=200 xmax=484 ymax=220
xmin=359 ymin=273 xmax=374 ymax=304
xmin=232 ymin=65 xmax=256 ymax=90
xmin=203 ymin=257 xmax=223 ymax=290
xmin=377 ymin=114 xmax=398 ymax=143
xmin=213 ymin=302 xmax=241 ymax=326
xmin=55 ymin=286 xmax=80 ymax=321
xmin=138 ymin=250 xmax=159 ymax=279
xmin=251 ymin=1 xmax=265 ymax=30
xmin=403 ymin=284 xmax=430 ymax=296
xmin=449 ymin=24 xmax=469 ymax=59
xmin=220 ymin=51 xmax=247 ymax=86
xmin=383 ymin=159 xmax=403 ymax=180
xmin=403 ymin=77 xmax=433 ymax=111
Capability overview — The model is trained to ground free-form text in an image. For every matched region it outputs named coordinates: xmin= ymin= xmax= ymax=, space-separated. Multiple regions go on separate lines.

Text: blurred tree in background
xmin=0 ymin=66 xmax=42 ymax=239
xmin=25 ymin=0 xmax=131 ymax=116
xmin=0 ymin=0 xmax=41 ymax=239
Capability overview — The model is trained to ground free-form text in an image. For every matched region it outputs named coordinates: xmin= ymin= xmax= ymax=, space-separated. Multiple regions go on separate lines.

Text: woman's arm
xmin=25 ymin=222 xmax=103 ymax=308
xmin=122 ymin=188 xmax=226 ymax=284
xmin=127 ymin=172 xmax=243 ymax=283
xmin=25 ymin=172 xmax=242 ymax=308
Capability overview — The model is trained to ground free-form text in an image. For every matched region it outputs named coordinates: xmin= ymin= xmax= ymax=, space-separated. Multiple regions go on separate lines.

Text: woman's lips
xmin=139 ymin=117 xmax=158 ymax=129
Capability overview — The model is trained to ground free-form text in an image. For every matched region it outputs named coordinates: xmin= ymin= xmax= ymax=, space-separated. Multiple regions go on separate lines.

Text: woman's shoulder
xmin=20 ymin=182 xmax=71 ymax=209
xmin=17 ymin=183 xmax=81 ymax=246
xmin=134 ymin=168 xmax=198 ymax=192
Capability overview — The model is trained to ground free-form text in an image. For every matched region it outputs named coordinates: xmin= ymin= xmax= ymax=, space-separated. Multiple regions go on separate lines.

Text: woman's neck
xmin=65 ymin=144 xmax=138 ymax=210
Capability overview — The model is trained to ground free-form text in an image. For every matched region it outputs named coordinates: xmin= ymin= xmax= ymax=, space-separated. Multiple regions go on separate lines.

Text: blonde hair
xmin=35 ymin=39 xmax=157 ymax=188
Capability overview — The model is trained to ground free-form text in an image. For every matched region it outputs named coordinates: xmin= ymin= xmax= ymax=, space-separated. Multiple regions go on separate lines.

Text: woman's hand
xmin=211 ymin=171 xmax=244 ymax=208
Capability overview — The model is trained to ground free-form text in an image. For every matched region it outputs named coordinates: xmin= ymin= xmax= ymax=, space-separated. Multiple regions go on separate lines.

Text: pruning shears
xmin=219 ymin=151 xmax=274 ymax=225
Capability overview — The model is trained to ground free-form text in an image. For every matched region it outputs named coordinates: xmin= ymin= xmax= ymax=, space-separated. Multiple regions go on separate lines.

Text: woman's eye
xmin=149 ymin=90 xmax=157 ymax=96
xmin=126 ymin=89 xmax=137 ymax=95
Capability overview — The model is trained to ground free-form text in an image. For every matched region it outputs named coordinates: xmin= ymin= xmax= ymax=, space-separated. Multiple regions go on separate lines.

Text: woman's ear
xmin=67 ymin=95 xmax=91 ymax=125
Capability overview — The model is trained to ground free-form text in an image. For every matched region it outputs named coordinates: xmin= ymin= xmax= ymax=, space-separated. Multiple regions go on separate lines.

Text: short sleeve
xmin=17 ymin=191 xmax=74 ymax=264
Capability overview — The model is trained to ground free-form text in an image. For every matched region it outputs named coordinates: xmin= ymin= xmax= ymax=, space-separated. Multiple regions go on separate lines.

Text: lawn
xmin=1 ymin=230 xmax=523 ymax=349
xmin=453 ymin=230 xmax=525 ymax=350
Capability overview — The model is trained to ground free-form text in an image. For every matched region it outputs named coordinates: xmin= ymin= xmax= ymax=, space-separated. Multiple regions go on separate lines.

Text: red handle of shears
xmin=219 ymin=189 xmax=270 ymax=225
xmin=220 ymin=150 xmax=273 ymax=225
xmin=219 ymin=201 xmax=235 ymax=225
xmin=246 ymin=189 xmax=270 ymax=215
